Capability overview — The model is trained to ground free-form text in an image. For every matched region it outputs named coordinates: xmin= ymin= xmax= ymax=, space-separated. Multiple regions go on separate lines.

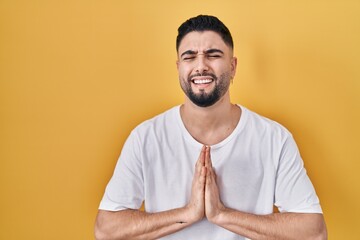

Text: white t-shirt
xmin=99 ymin=105 xmax=322 ymax=239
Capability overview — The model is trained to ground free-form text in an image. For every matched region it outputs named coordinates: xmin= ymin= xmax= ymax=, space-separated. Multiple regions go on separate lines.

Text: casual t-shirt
xmin=99 ymin=105 xmax=322 ymax=239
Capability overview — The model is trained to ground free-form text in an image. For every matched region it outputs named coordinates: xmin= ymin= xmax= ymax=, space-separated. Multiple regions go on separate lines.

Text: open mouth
xmin=191 ymin=77 xmax=215 ymax=86
xmin=192 ymin=78 xmax=214 ymax=84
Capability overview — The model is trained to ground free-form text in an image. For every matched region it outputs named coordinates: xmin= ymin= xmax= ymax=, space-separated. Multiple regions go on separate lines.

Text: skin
xmin=177 ymin=31 xmax=236 ymax=109
xmin=95 ymin=30 xmax=327 ymax=240
xmin=177 ymin=31 xmax=240 ymax=146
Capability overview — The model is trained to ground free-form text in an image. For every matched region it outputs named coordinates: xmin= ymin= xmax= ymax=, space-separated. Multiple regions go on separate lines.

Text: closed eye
xmin=208 ymin=55 xmax=221 ymax=59
xmin=182 ymin=56 xmax=196 ymax=61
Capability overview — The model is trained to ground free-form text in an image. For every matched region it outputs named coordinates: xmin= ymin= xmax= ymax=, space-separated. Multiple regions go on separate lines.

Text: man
xmin=95 ymin=15 xmax=327 ymax=240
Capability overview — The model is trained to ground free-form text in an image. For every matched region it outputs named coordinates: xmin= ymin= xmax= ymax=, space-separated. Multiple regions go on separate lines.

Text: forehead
xmin=178 ymin=31 xmax=230 ymax=54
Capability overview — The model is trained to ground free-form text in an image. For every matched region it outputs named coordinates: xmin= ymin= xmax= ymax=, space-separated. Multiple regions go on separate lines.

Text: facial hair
xmin=180 ymin=72 xmax=231 ymax=107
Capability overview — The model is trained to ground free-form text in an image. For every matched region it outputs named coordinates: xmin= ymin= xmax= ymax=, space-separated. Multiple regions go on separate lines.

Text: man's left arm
xmin=204 ymin=147 xmax=327 ymax=240
xmin=208 ymin=207 xmax=326 ymax=240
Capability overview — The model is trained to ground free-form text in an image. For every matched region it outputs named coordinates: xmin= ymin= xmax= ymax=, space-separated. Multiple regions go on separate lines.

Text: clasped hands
xmin=186 ymin=145 xmax=226 ymax=224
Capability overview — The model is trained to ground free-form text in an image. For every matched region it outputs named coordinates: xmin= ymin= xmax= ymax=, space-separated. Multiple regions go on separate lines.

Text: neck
xmin=180 ymin=93 xmax=241 ymax=145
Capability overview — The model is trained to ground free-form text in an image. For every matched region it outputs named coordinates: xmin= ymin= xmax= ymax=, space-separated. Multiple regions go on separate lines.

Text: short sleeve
xmin=274 ymin=134 xmax=322 ymax=214
xmin=99 ymin=130 xmax=144 ymax=211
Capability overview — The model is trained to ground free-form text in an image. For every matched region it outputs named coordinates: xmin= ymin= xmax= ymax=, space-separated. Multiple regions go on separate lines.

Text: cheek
xmin=216 ymin=63 xmax=233 ymax=75
xmin=178 ymin=64 xmax=190 ymax=73
xmin=178 ymin=65 xmax=192 ymax=80
xmin=177 ymin=68 xmax=188 ymax=82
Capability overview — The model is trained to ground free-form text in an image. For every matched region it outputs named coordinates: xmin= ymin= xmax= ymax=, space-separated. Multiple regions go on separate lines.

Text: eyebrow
xmin=180 ymin=48 xmax=224 ymax=58
xmin=204 ymin=49 xmax=224 ymax=55
xmin=180 ymin=50 xmax=197 ymax=58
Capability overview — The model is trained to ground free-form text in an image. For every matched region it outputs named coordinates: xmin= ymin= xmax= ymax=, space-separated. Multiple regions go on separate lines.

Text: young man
xmin=95 ymin=15 xmax=327 ymax=240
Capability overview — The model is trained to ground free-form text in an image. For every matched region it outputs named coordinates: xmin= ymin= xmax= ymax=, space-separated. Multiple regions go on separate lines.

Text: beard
xmin=180 ymin=72 xmax=231 ymax=107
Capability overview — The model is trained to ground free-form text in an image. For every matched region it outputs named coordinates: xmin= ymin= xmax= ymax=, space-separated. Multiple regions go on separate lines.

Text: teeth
xmin=193 ymin=79 xmax=213 ymax=84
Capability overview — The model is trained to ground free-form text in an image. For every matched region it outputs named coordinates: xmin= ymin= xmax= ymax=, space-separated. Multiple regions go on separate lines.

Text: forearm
xmin=211 ymin=209 xmax=327 ymax=240
xmin=95 ymin=207 xmax=196 ymax=240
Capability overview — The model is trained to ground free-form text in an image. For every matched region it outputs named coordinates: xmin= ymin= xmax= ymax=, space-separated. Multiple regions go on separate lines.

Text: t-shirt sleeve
xmin=274 ymin=133 xmax=323 ymax=214
xmin=99 ymin=130 xmax=144 ymax=211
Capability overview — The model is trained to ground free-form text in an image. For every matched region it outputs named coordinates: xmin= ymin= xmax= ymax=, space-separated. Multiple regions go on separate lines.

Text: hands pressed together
xmin=186 ymin=145 xmax=226 ymax=224
xmin=182 ymin=146 xmax=327 ymax=240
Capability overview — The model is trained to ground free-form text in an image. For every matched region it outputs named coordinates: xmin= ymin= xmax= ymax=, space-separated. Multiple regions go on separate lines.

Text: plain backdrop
xmin=1 ymin=0 xmax=359 ymax=239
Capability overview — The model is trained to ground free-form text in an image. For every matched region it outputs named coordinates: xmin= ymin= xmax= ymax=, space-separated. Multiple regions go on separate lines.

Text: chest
xmin=141 ymin=141 xmax=277 ymax=212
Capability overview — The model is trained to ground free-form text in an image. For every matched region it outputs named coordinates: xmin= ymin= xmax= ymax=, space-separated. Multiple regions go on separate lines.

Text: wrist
xmin=184 ymin=203 xmax=204 ymax=224
xmin=208 ymin=205 xmax=227 ymax=224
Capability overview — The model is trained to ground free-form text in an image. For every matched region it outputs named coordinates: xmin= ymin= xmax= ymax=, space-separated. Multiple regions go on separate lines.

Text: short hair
xmin=176 ymin=15 xmax=234 ymax=52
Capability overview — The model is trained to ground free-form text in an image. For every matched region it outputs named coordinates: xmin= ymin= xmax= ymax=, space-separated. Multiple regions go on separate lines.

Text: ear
xmin=176 ymin=59 xmax=179 ymax=70
xmin=230 ymin=57 xmax=237 ymax=78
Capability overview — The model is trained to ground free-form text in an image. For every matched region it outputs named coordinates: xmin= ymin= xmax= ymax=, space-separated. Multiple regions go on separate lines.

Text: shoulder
xmin=130 ymin=106 xmax=180 ymax=138
xmin=240 ymin=105 xmax=292 ymax=140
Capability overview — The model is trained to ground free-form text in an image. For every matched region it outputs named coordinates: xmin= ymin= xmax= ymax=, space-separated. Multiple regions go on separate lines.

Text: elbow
xmin=296 ymin=213 xmax=327 ymax=240
xmin=95 ymin=226 xmax=124 ymax=240
xmin=315 ymin=226 xmax=327 ymax=240
xmin=94 ymin=224 xmax=111 ymax=240
xmin=94 ymin=229 xmax=105 ymax=240
xmin=95 ymin=224 xmax=130 ymax=240
xmin=94 ymin=217 xmax=125 ymax=240
xmin=94 ymin=215 xmax=109 ymax=240
xmin=312 ymin=217 xmax=328 ymax=240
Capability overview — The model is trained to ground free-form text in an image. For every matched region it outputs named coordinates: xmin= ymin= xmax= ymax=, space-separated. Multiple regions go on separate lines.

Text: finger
xmin=196 ymin=146 xmax=206 ymax=174
xmin=206 ymin=166 xmax=217 ymax=186
xmin=206 ymin=167 xmax=212 ymax=185
xmin=199 ymin=166 xmax=206 ymax=185
xmin=212 ymin=167 xmax=217 ymax=184
xmin=200 ymin=146 xmax=206 ymax=166
xmin=212 ymin=168 xmax=216 ymax=178
xmin=205 ymin=148 xmax=214 ymax=180
xmin=206 ymin=171 xmax=211 ymax=185
xmin=208 ymin=146 xmax=212 ymax=169
xmin=204 ymin=146 xmax=210 ymax=168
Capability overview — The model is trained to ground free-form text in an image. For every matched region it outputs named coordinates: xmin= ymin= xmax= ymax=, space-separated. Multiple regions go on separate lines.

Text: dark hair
xmin=176 ymin=15 xmax=234 ymax=52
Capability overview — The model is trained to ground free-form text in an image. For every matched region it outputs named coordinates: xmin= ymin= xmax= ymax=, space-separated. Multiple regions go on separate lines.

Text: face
xmin=177 ymin=31 xmax=237 ymax=107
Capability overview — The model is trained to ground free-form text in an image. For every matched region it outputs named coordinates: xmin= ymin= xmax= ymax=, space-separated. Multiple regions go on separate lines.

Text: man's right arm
xmin=95 ymin=146 xmax=208 ymax=240
xmin=95 ymin=207 xmax=194 ymax=240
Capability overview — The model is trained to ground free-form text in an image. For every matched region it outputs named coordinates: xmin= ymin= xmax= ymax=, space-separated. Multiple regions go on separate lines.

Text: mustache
xmin=187 ymin=73 xmax=217 ymax=82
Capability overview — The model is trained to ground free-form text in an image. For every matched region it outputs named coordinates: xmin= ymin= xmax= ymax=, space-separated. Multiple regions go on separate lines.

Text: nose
xmin=195 ymin=55 xmax=209 ymax=74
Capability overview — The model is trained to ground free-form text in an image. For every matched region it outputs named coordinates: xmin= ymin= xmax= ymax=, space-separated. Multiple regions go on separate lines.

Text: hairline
xmin=176 ymin=30 xmax=234 ymax=53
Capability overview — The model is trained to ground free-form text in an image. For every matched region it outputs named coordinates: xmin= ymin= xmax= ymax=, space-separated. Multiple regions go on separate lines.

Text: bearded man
xmin=95 ymin=15 xmax=327 ymax=240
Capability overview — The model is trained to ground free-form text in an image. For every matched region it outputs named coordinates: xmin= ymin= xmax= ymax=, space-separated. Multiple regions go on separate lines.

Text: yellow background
xmin=1 ymin=0 xmax=359 ymax=239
